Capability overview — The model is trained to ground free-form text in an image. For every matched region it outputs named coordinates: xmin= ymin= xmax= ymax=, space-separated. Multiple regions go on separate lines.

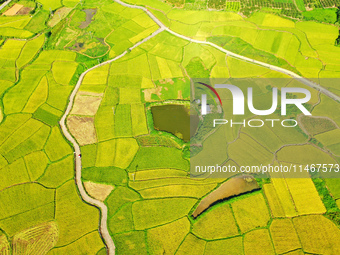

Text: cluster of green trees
xmin=303 ymin=0 xmax=323 ymax=9
xmin=240 ymin=0 xmax=301 ymax=18
xmin=208 ymin=0 xmax=226 ymax=9
xmin=321 ymin=0 xmax=340 ymax=7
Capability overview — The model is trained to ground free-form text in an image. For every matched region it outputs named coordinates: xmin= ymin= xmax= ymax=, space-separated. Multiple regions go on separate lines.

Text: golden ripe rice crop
xmin=231 ymin=193 xmax=270 ymax=233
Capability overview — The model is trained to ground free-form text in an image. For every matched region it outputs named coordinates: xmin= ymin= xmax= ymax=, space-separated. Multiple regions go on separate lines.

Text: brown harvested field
xmin=67 ymin=115 xmax=97 ymax=145
xmin=143 ymin=87 xmax=162 ymax=101
xmin=12 ymin=221 xmax=58 ymax=255
xmin=192 ymin=175 xmax=259 ymax=218
xmin=3 ymin=4 xmax=23 ymax=16
xmin=17 ymin=7 xmax=33 ymax=15
xmin=84 ymin=181 xmax=114 ymax=201
xmin=0 ymin=234 xmax=10 ymax=254
xmin=71 ymin=95 xmax=102 ymax=116
xmin=299 ymin=115 xmax=337 ymax=136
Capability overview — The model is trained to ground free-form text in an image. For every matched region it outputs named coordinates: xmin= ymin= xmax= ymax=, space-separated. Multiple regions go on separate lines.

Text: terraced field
xmin=0 ymin=0 xmax=340 ymax=254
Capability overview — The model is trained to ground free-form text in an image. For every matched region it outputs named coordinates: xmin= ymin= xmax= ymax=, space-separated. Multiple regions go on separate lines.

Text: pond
xmin=151 ymin=104 xmax=198 ymax=142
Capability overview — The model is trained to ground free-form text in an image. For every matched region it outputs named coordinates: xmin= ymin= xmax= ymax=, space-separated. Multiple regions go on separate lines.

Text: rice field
xmin=269 ymin=218 xmax=301 ymax=254
xmin=0 ymin=5 xmax=105 ymax=251
xmin=1 ymin=0 xmax=340 ymax=253
xmin=147 ymin=217 xmax=190 ymax=254
xmin=231 ymin=193 xmax=271 ymax=233
xmin=192 ymin=204 xmax=239 ymax=239
xmin=132 ymin=198 xmax=197 ymax=230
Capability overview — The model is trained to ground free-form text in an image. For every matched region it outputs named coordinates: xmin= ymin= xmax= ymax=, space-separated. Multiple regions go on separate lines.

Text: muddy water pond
xmin=151 ymin=104 xmax=198 ymax=142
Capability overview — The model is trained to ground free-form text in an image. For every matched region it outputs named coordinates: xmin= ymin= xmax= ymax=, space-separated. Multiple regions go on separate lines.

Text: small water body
xmin=151 ymin=104 xmax=197 ymax=142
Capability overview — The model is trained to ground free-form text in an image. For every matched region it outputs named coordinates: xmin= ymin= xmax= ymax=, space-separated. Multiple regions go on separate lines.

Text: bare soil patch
xmin=71 ymin=95 xmax=102 ymax=116
xmin=84 ymin=181 xmax=114 ymax=201
xmin=67 ymin=115 xmax=97 ymax=145
xmin=80 ymin=9 xmax=97 ymax=29
xmin=143 ymin=86 xmax=162 ymax=101
xmin=16 ymin=6 xmax=32 ymax=15
xmin=3 ymin=4 xmax=23 ymax=16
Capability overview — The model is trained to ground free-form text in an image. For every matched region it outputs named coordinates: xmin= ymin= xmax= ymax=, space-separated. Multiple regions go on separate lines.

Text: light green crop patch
xmin=132 ymin=198 xmax=197 ymax=230
xmin=0 ymin=183 xmax=55 ymax=236
xmin=38 ymin=0 xmax=62 ymax=10
xmin=95 ymin=138 xmax=139 ymax=169
xmin=38 ymin=155 xmax=74 ymax=188
xmin=17 ymin=34 xmax=45 ymax=69
xmin=52 ymin=61 xmax=78 ymax=85
xmin=44 ymin=126 xmax=73 ymax=162
xmin=119 ymin=87 xmax=141 ymax=104
xmin=55 ymin=180 xmax=100 ymax=246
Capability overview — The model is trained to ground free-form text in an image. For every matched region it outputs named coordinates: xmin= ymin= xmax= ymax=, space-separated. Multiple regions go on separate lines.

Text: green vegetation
xmin=25 ymin=10 xmax=49 ymax=33
xmin=38 ymin=155 xmax=74 ymax=187
xmin=44 ymin=1 xmax=158 ymax=58
xmin=192 ymin=204 xmax=239 ymax=239
xmin=128 ymin=147 xmax=189 ymax=171
xmin=1 ymin=0 xmax=340 ymax=254
xmin=300 ymin=116 xmax=337 ymax=135
xmin=132 ymin=198 xmax=197 ymax=230
xmin=232 ymin=193 xmax=270 ymax=233
xmin=293 ymin=215 xmax=340 ymax=254
xmin=303 ymin=8 xmax=337 ymax=23
xmin=207 ymin=0 xmax=226 ymax=9
xmin=17 ymin=34 xmax=45 ymax=69
xmin=208 ymin=35 xmax=299 ymax=75
xmin=44 ymin=127 xmax=73 ymax=161
xmin=55 ymin=180 xmax=100 ymax=246
xmin=226 ymin=1 xmax=240 ymax=12
xmin=82 ymin=166 xmax=128 ymax=185
xmin=0 ymin=3 xmax=107 ymax=251
xmin=0 ymin=183 xmax=54 ymax=236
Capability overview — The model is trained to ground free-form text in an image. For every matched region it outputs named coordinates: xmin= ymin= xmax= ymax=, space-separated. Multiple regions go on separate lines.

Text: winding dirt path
xmin=59 ymin=28 xmax=163 ymax=255
xmin=114 ymin=0 xmax=340 ymax=102
xmin=0 ymin=0 xmax=12 ymax=11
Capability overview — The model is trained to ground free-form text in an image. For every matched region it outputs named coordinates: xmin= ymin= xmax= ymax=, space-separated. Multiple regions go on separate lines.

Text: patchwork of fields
xmin=0 ymin=0 xmax=340 ymax=254
xmin=74 ymin=28 xmax=340 ymax=255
